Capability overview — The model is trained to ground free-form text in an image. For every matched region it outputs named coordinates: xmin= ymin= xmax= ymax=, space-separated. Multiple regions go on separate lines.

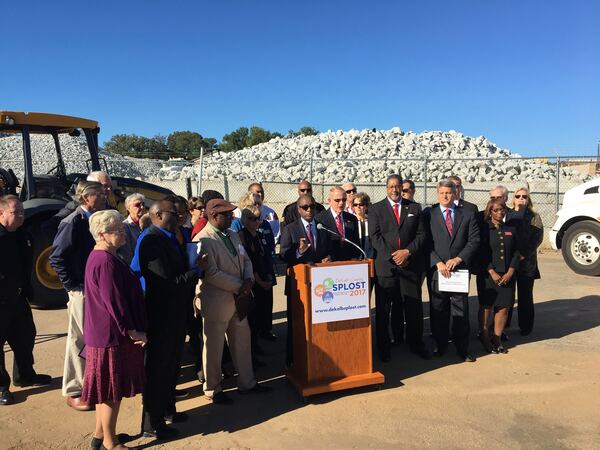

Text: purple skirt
xmin=81 ymin=338 xmax=145 ymax=405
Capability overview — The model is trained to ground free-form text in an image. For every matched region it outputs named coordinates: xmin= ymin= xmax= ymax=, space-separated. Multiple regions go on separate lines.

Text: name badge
xmin=504 ymin=231 xmax=512 ymax=236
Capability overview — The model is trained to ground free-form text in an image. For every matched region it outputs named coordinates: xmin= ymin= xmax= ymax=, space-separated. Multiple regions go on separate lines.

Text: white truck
xmin=549 ymin=177 xmax=600 ymax=276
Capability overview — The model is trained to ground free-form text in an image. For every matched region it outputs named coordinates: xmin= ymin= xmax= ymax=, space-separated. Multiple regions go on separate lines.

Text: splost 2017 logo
xmin=313 ymin=277 xmax=368 ymax=304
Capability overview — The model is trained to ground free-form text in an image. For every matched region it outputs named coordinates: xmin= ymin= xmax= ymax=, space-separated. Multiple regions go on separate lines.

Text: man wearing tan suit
xmin=197 ymin=199 xmax=272 ymax=404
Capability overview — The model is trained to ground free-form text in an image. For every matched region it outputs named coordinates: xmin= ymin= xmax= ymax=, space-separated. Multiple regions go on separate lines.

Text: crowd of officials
xmin=0 ymin=170 xmax=543 ymax=449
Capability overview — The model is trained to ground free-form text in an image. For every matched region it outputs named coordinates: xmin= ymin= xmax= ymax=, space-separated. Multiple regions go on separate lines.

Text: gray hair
xmin=75 ymin=181 xmax=103 ymax=205
xmin=490 ymin=185 xmax=509 ymax=200
xmin=124 ymin=193 xmax=145 ymax=209
xmin=437 ymin=179 xmax=457 ymax=192
xmin=88 ymin=210 xmax=123 ymax=241
xmin=87 ymin=171 xmax=111 ymax=183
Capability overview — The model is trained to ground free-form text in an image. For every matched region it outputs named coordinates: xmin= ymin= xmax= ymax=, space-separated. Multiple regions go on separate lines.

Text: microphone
xmin=316 ymin=223 xmax=367 ymax=260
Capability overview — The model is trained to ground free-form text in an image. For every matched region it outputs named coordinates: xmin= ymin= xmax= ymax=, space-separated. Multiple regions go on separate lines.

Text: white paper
xmin=438 ymin=269 xmax=470 ymax=293
xmin=186 ymin=242 xmax=201 ymax=269
xmin=311 ymin=263 xmax=370 ymax=324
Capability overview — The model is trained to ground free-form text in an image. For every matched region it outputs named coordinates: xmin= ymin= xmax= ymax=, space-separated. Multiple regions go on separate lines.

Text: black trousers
xmin=248 ymin=285 xmax=270 ymax=355
xmin=0 ymin=299 xmax=37 ymax=390
xmin=428 ymin=278 xmax=470 ymax=355
xmin=506 ymin=276 xmax=536 ymax=334
xmin=141 ymin=325 xmax=185 ymax=431
xmin=186 ymin=296 xmax=203 ymax=372
xmin=375 ymin=274 xmax=424 ymax=352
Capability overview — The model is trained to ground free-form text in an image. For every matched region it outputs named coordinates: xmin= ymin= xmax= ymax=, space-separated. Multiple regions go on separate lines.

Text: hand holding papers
xmin=438 ymin=269 xmax=469 ymax=293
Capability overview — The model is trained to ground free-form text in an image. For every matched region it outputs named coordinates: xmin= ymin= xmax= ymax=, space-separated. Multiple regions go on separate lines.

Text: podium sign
xmin=311 ymin=264 xmax=370 ymax=324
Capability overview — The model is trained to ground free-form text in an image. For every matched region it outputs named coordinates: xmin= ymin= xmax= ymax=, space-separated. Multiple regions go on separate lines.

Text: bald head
xmin=297 ymin=179 xmax=312 ymax=197
xmin=149 ymin=200 xmax=178 ymax=232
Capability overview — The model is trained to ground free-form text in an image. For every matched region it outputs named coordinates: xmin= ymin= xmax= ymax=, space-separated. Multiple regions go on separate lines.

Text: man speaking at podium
xmin=369 ymin=174 xmax=430 ymax=362
xmin=280 ymin=194 xmax=332 ymax=366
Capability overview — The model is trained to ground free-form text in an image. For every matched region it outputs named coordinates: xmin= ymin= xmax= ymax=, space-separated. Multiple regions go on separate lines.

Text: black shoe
xmin=174 ymin=389 xmax=189 ymax=400
xmin=260 ymin=330 xmax=278 ymax=342
xmin=165 ymin=412 xmax=188 ymax=424
xmin=13 ymin=373 xmax=52 ymax=387
xmin=491 ymin=335 xmax=508 ymax=354
xmin=142 ymin=424 xmax=179 ymax=440
xmin=91 ymin=433 xmax=132 ymax=450
xmin=460 ymin=353 xmax=476 ymax=363
xmin=478 ymin=333 xmax=495 ymax=354
xmin=410 ymin=345 xmax=432 ymax=360
xmin=239 ymin=383 xmax=273 ymax=395
xmin=433 ymin=346 xmax=447 ymax=357
xmin=378 ymin=350 xmax=391 ymax=363
xmin=0 ymin=389 xmax=14 ymax=406
xmin=520 ymin=329 xmax=532 ymax=336
xmin=501 ymin=332 xmax=509 ymax=342
xmin=252 ymin=358 xmax=266 ymax=368
xmin=208 ymin=391 xmax=233 ymax=404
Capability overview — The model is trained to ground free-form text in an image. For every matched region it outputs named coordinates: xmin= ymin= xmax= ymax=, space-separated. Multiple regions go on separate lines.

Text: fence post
xmin=555 ymin=155 xmax=561 ymax=212
xmin=198 ymin=146 xmax=204 ymax=196
xmin=423 ymin=158 xmax=429 ymax=205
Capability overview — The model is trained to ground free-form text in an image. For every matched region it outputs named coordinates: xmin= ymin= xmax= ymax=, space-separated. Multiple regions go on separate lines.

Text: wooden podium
xmin=286 ymin=259 xmax=384 ymax=398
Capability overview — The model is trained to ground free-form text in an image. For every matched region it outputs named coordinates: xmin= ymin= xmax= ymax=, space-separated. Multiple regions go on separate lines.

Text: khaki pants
xmin=62 ymin=290 xmax=86 ymax=397
xmin=202 ymin=314 xmax=256 ymax=398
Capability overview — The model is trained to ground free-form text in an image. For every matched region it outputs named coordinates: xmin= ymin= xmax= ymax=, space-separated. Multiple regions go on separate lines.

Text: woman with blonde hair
xmin=510 ymin=185 xmax=543 ymax=336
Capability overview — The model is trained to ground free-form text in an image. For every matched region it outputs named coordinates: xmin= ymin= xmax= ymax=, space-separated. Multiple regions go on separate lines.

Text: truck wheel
xmin=562 ymin=220 xmax=600 ymax=276
xmin=28 ymin=223 xmax=68 ymax=309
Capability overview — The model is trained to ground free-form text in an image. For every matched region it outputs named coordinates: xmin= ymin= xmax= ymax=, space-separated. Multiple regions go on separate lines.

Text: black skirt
xmin=477 ymin=273 xmax=516 ymax=308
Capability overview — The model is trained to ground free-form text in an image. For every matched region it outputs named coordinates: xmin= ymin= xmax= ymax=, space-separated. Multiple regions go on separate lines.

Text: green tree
xmin=288 ymin=126 xmax=319 ymax=137
xmin=220 ymin=126 xmax=282 ymax=152
xmin=103 ymin=133 xmax=169 ymax=160
xmin=166 ymin=131 xmax=218 ymax=159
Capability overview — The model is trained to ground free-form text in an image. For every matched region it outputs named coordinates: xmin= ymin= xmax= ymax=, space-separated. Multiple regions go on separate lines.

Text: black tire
xmin=27 ymin=222 xmax=68 ymax=309
xmin=561 ymin=220 xmax=600 ymax=277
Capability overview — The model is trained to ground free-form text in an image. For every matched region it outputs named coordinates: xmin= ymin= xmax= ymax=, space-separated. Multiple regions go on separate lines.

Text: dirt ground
xmin=1 ymin=252 xmax=599 ymax=449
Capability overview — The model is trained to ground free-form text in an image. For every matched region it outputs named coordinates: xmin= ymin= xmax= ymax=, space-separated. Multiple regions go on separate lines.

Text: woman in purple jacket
xmin=82 ymin=210 xmax=147 ymax=450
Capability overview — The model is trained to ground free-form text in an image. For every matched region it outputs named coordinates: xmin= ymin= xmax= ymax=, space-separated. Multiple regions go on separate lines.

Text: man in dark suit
xmin=369 ymin=175 xmax=430 ymax=362
xmin=280 ymin=194 xmax=331 ymax=366
xmin=281 ymin=180 xmax=325 ymax=227
xmin=315 ymin=186 xmax=362 ymax=261
xmin=424 ymin=179 xmax=480 ymax=363
xmin=449 ymin=176 xmax=479 ymax=216
xmin=139 ymin=200 xmax=201 ymax=440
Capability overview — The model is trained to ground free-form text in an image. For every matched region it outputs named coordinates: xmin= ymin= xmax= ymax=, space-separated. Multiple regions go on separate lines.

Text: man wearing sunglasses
xmin=281 ymin=180 xmax=325 ymax=228
xmin=316 ymin=186 xmax=362 ymax=261
xmin=280 ymin=194 xmax=332 ymax=366
xmin=448 ymin=176 xmax=479 ymax=216
xmin=342 ymin=182 xmax=357 ymax=215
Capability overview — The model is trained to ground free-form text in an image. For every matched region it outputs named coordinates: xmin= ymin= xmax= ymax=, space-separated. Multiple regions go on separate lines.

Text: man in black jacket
xmin=0 ymin=196 xmax=51 ymax=406
xmin=49 ymin=181 xmax=105 ymax=411
xmin=424 ymin=179 xmax=480 ymax=363
xmin=369 ymin=175 xmax=430 ymax=362
xmin=315 ymin=186 xmax=362 ymax=261
xmin=281 ymin=180 xmax=325 ymax=227
xmin=280 ymin=194 xmax=331 ymax=366
xmin=139 ymin=200 xmax=200 ymax=440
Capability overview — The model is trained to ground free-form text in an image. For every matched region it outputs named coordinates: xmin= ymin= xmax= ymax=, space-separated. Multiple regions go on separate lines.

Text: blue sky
xmin=2 ymin=0 xmax=599 ymax=156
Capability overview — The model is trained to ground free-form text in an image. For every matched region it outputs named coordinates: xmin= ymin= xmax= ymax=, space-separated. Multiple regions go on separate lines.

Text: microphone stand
xmin=316 ymin=223 xmax=367 ymax=260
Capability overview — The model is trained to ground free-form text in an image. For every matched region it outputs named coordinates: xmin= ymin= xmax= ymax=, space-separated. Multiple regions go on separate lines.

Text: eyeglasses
xmin=104 ymin=229 xmax=125 ymax=235
xmin=298 ymin=204 xmax=316 ymax=210
xmin=514 ymin=195 xmax=528 ymax=200
xmin=299 ymin=188 xmax=312 ymax=193
xmin=490 ymin=196 xmax=503 ymax=200
xmin=353 ymin=203 xmax=365 ymax=207
xmin=132 ymin=202 xmax=145 ymax=208
xmin=402 ymin=189 xmax=413 ymax=193
xmin=345 ymin=189 xmax=357 ymax=194
xmin=332 ymin=198 xmax=346 ymax=203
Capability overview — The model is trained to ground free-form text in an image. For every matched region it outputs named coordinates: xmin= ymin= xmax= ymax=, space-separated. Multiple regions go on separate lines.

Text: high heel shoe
xmin=491 ymin=335 xmax=508 ymax=354
xmin=478 ymin=331 xmax=495 ymax=353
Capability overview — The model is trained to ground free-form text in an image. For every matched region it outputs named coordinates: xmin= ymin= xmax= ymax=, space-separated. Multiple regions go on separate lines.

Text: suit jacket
xmin=479 ymin=220 xmax=521 ymax=274
xmin=197 ymin=224 xmax=254 ymax=322
xmin=457 ymin=199 xmax=479 ymax=216
xmin=119 ymin=215 xmax=141 ymax=265
xmin=424 ymin=204 xmax=480 ymax=282
xmin=138 ymin=226 xmax=198 ymax=333
xmin=315 ymin=209 xmax=362 ymax=261
xmin=368 ymin=198 xmax=426 ymax=280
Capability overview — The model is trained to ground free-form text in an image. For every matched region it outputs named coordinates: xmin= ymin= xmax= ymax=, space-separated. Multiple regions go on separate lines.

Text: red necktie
xmin=335 ymin=214 xmax=344 ymax=238
xmin=393 ymin=203 xmax=401 ymax=248
xmin=445 ymin=208 xmax=453 ymax=236
xmin=306 ymin=223 xmax=314 ymax=247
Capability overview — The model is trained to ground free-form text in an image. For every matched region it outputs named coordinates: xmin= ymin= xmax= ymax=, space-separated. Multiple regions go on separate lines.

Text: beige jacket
xmin=195 ymin=224 xmax=254 ymax=322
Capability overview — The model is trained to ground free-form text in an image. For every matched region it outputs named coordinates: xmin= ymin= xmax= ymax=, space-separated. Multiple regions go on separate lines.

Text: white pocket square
xmin=407 ymin=213 xmax=415 ymax=217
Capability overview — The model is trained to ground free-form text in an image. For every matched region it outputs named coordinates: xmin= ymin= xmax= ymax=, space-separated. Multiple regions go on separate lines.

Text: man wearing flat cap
xmin=196 ymin=199 xmax=272 ymax=404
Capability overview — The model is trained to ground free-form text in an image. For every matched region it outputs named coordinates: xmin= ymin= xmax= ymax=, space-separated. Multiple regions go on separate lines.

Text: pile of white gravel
xmin=0 ymin=128 xmax=590 ymax=184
